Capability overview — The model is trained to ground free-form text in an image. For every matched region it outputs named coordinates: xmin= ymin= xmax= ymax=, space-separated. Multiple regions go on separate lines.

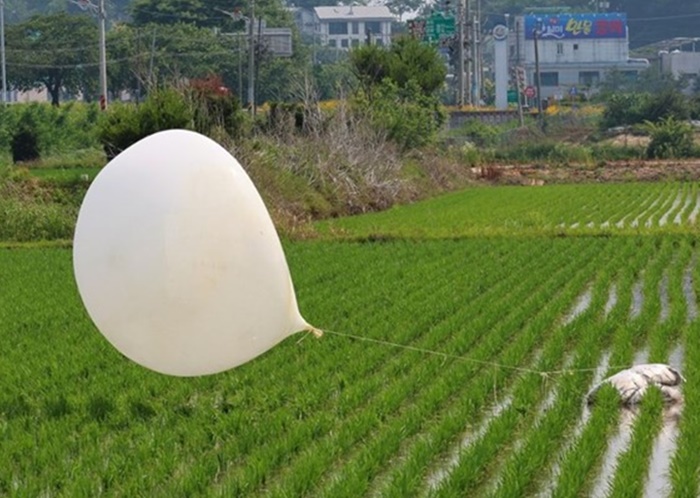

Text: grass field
xmin=2 ymin=182 xmax=700 ymax=496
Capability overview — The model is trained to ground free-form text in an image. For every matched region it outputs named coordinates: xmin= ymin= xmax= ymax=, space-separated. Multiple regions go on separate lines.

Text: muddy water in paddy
xmin=689 ymin=194 xmax=700 ymax=224
xmin=658 ymin=194 xmax=683 ymax=226
xmin=642 ymin=344 xmax=684 ymax=497
xmin=535 ymin=352 xmax=613 ymax=498
xmin=564 ymin=287 xmax=592 ymax=325
xmin=631 ymin=197 xmax=660 ymax=228
xmin=605 ymin=284 xmax=618 ymax=317
xmin=630 ymin=280 xmax=644 ymax=319
xmin=659 ymin=273 xmax=670 ymax=323
xmin=425 ymin=394 xmax=514 ymax=490
xmin=673 ymin=195 xmax=693 ymax=224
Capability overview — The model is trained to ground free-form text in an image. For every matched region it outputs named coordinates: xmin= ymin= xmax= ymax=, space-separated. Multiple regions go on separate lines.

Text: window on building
xmin=537 ymin=72 xmax=559 ymax=86
xmin=578 ymin=71 xmax=600 ymax=86
xmin=328 ymin=39 xmax=337 ymax=48
xmin=556 ymin=43 xmax=564 ymax=55
xmin=351 ymin=39 xmax=360 ymax=47
xmin=352 ymin=22 xmax=359 ymax=34
xmin=365 ymin=21 xmax=381 ymax=34
xmin=376 ymin=38 xmax=384 ymax=46
xmin=573 ymin=44 xmax=579 ymax=50
xmin=341 ymin=38 xmax=349 ymax=48
xmin=329 ymin=22 xmax=348 ymax=35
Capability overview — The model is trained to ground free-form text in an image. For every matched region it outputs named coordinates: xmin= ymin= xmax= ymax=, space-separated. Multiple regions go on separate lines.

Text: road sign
xmin=424 ymin=13 xmax=455 ymax=43
xmin=524 ymin=86 xmax=536 ymax=98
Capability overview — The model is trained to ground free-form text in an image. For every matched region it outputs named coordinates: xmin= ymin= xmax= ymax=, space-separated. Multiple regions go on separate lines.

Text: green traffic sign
xmin=424 ymin=13 xmax=455 ymax=43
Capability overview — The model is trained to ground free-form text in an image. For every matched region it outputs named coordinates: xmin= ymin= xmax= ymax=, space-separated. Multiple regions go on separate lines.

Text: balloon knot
xmin=308 ymin=326 xmax=324 ymax=338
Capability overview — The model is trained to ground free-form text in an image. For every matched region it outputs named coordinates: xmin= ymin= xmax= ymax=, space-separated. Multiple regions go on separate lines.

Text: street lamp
xmin=71 ymin=0 xmax=108 ymax=110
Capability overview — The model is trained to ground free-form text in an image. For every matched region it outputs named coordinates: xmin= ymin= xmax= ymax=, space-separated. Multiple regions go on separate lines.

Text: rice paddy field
xmin=2 ymin=181 xmax=700 ymax=497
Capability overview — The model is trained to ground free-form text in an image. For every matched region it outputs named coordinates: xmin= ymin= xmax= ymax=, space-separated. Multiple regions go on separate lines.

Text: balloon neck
xmin=306 ymin=325 xmax=323 ymax=338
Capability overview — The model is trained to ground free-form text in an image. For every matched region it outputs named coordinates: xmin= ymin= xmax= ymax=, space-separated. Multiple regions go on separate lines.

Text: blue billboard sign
xmin=524 ymin=13 xmax=626 ymax=40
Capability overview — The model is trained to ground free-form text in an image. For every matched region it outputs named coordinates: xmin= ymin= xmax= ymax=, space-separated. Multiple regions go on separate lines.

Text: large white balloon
xmin=73 ymin=129 xmax=319 ymax=376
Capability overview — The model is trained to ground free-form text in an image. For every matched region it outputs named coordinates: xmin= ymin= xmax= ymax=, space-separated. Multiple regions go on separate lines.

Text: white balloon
xmin=73 ymin=129 xmax=319 ymax=376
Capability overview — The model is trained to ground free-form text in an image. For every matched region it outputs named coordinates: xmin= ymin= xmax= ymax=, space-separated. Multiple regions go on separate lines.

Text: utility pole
xmin=248 ymin=0 xmax=256 ymax=116
xmin=533 ymin=20 xmax=544 ymax=126
xmin=456 ymin=0 xmax=465 ymax=106
xmin=98 ymin=0 xmax=107 ymax=109
xmin=473 ymin=7 xmax=480 ymax=106
xmin=0 ymin=0 xmax=7 ymax=104
xmin=72 ymin=0 xmax=108 ymax=110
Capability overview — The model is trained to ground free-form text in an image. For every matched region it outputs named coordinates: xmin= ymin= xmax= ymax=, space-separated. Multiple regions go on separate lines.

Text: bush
xmin=11 ymin=116 xmax=40 ymax=163
xmin=188 ymin=75 xmax=246 ymax=138
xmin=458 ymin=119 xmax=499 ymax=147
xmin=601 ymin=90 xmax=690 ymax=129
xmin=357 ymin=79 xmax=446 ymax=150
xmin=99 ymin=88 xmax=193 ymax=159
xmin=0 ymin=102 xmax=101 ymax=162
xmin=643 ymin=117 xmax=694 ymax=159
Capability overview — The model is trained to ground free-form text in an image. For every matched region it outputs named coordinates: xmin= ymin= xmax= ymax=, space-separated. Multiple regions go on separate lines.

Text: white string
xmin=318 ymin=329 xmax=631 ymax=378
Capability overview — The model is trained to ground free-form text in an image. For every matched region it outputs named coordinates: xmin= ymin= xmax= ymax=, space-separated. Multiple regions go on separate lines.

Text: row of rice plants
xmin=3 ymin=244 xmax=508 ymax=494
xmin=565 ymin=183 xmax=664 ymax=229
xmin=3 ymin=243 xmax=454 ymax=492
xmin=318 ymin=183 xmax=700 ymax=239
xmin=549 ymin=237 xmax=675 ymax=498
xmin=586 ymin=237 xmax=683 ymax=498
xmin=669 ymin=243 xmax=700 ymax=497
xmin=607 ymin=389 xmax=665 ymax=498
xmin=176 ymin=240 xmax=499 ymax=495
xmin=366 ymin=241 xmax=608 ymax=498
xmin=263 ymin=238 xmax=602 ymax=497
xmin=425 ymin=239 xmax=615 ymax=497
xmin=487 ymin=237 xmax=646 ymax=497
xmin=482 ymin=237 xmax=657 ymax=496
xmin=605 ymin=183 xmax=668 ymax=229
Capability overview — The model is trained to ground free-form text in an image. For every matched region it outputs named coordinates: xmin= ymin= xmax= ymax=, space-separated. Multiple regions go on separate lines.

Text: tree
xmin=130 ymin=0 xmax=292 ymax=31
xmin=349 ymin=36 xmax=446 ymax=149
xmin=350 ymin=36 xmax=446 ymax=101
xmin=383 ymin=0 xmax=423 ymax=22
xmin=107 ymin=22 xmax=232 ymax=97
xmin=5 ymin=13 xmax=99 ymax=106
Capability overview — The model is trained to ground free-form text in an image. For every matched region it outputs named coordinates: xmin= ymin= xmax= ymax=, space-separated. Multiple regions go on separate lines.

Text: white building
xmin=659 ymin=40 xmax=700 ymax=79
xmin=509 ymin=12 xmax=649 ymax=99
xmin=313 ymin=6 xmax=394 ymax=49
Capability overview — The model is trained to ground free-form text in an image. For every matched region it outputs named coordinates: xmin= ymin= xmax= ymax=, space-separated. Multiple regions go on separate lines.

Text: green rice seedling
xmin=487 ymin=245 xmax=637 ymax=497
xmin=607 ymin=387 xmax=665 ymax=498
xmin=551 ymin=384 xmax=623 ymax=498
xmin=265 ymin=240 xmax=603 ymax=497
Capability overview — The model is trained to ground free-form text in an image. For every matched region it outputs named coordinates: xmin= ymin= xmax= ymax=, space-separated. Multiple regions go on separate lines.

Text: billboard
xmin=524 ymin=13 xmax=627 ymax=40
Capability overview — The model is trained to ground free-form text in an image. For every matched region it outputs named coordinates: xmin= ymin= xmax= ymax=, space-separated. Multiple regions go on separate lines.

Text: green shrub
xmin=601 ymin=90 xmax=690 ymax=129
xmin=11 ymin=116 xmax=40 ymax=163
xmin=458 ymin=119 xmax=499 ymax=147
xmin=357 ymin=79 xmax=446 ymax=150
xmin=600 ymin=93 xmax=648 ymax=129
xmin=99 ymin=88 xmax=193 ymax=159
xmin=188 ymin=75 xmax=246 ymax=138
xmin=0 ymin=103 xmax=101 ymax=162
xmin=643 ymin=117 xmax=694 ymax=159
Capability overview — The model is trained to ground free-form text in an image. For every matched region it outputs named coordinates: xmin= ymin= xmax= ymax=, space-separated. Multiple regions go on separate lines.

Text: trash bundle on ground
xmin=586 ymin=364 xmax=684 ymax=406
